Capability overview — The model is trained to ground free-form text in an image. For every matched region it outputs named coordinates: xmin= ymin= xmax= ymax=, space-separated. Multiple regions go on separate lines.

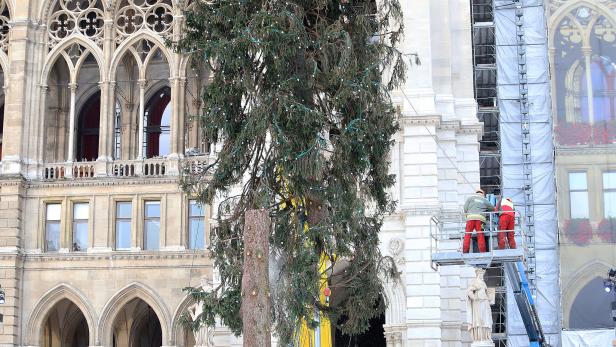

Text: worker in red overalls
xmin=463 ymin=189 xmax=494 ymax=253
xmin=496 ymin=197 xmax=516 ymax=249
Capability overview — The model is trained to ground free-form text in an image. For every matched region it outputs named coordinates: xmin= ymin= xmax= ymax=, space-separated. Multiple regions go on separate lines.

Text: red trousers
xmin=463 ymin=220 xmax=486 ymax=253
xmin=498 ymin=214 xmax=516 ymax=249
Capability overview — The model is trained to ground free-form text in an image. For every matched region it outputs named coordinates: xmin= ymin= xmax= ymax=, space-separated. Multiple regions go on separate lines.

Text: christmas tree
xmin=176 ymin=0 xmax=406 ymax=343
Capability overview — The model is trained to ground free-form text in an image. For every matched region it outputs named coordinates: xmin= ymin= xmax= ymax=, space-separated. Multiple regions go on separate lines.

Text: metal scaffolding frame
xmin=470 ymin=1 xmax=507 ymax=345
xmin=471 ymin=0 xmax=558 ymax=343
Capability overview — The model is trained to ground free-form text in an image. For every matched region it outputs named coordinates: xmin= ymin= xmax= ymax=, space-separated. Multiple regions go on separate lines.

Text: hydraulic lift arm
xmin=504 ymin=261 xmax=549 ymax=347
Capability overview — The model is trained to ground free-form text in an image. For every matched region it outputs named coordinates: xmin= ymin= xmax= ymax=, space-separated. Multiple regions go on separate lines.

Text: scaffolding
xmin=471 ymin=0 xmax=558 ymax=345
xmin=470 ymin=2 xmax=507 ymax=345
xmin=472 ymin=0 xmax=501 ymax=195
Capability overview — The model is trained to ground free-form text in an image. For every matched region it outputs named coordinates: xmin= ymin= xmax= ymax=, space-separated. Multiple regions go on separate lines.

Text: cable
xmin=398 ymin=88 xmax=480 ymax=192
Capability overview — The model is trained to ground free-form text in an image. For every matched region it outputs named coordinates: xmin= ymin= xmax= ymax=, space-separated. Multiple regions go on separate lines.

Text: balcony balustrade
xmin=39 ymin=155 xmax=214 ymax=181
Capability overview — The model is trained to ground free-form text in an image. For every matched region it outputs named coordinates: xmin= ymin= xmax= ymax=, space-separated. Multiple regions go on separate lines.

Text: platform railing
xmin=430 ymin=211 xmax=528 ymax=269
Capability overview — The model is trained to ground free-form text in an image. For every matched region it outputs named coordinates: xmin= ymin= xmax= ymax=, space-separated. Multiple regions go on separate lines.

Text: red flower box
xmin=597 ymin=218 xmax=616 ymax=243
xmin=555 ymin=123 xmax=591 ymax=146
xmin=592 ymin=121 xmax=616 ymax=145
xmin=563 ymin=218 xmax=593 ymax=246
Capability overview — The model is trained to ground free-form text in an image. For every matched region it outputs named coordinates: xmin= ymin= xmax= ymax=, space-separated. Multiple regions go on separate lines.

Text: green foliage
xmin=176 ymin=0 xmax=405 ymax=343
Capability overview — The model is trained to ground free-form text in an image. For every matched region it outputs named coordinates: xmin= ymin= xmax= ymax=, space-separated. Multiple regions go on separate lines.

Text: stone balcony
xmin=39 ymin=155 xmax=214 ymax=181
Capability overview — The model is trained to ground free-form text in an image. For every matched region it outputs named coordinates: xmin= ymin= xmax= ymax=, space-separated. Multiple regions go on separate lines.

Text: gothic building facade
xmin=0 ymin=1 xmax=484 ymax=346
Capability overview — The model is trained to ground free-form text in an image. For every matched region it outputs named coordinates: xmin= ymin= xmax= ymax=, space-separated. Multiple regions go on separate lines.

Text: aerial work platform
xmin=430 ymin=212 xmax=527 ymax=269
xmin=432 ymin=248 xmax=524 ymax=267
xmin=429 ymin=212 xmax=549 ymax=347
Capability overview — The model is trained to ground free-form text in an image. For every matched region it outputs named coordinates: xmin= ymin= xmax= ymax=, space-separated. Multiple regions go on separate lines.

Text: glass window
xmin=189 ymin=200 xmax=205 ymax=250
xmin=569 ymin=172 xmax=589 ymax=219
xmin=72 ymin=203 xmax=89 ymax=252
xmin=116 ymin=202 xmax=132 ymax=250
xmin=144 ymin=201 xmax=160 ymax=250
xmin=45 ymin=204 xmax=61 ymax=252
xmin=603 ymin=172 xmax=616 ymax=218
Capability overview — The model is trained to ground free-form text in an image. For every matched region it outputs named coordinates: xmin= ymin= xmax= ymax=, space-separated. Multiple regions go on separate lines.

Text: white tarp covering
xmin=562 ymin=329 xmax=615 ymax=347
xmin=494 ymin=0 xmax=561 ymax=345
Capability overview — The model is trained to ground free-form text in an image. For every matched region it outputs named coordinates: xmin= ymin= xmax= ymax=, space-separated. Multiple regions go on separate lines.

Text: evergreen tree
xmin=176 ymin=0 xmax=406 ymax=343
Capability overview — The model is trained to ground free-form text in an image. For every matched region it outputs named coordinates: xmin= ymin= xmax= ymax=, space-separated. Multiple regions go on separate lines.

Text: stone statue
xmin=466 ymin=268 xmax=494 ymax=346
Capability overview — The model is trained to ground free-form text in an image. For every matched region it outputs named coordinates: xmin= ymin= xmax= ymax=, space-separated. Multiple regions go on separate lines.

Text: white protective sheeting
xmin=494 ymin=0 xmax=561 ymax=345
xmin=562 ymin=329 xmax=616 ymax=347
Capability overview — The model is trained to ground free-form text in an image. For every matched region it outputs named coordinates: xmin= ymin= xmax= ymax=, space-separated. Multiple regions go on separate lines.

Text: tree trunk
xmin=241 ymin=208 xmax=271 ymax=347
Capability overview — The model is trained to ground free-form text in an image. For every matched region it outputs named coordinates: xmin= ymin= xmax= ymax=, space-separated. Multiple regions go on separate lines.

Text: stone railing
xmin=43 ymin=164 xmax=66 ymax=180
xmin=182 ymin=155 xmax=214 ymax=175
xmin=72 ymin=162 xmax=95 ymax=178
xmin=39 ymin=155 xmax=213 ymax=181
xmin=111 ymin=160 xmax=136 ymax=177
xmin=42 ymin=161 xmax=96 ymax=180
xmin=142 ymin=158 xmax=167 ymax=177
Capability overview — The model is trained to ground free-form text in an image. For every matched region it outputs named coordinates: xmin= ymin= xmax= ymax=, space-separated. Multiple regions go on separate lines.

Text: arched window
xmin=553 ymin=7 xmax=616 ymax=145
xmin=144 ymin=87 xmax=171 ymax=158
xmin=569 ymin=277 xmax=615 ymax=329
xmin=76 ymin=92 xmax=101 ymax=162
xmin=580 ymin=57 xmax=616 ymax=123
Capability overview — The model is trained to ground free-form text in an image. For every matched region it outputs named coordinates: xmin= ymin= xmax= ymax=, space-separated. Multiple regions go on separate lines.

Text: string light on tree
xmin=176 ymin=0 xmax=406 ymax=344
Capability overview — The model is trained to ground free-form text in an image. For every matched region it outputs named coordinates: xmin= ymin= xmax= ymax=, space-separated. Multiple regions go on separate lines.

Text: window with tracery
xmin=41 ymin=0 xmax=195 ymax=163
xmin=553 ymin=6 xmax=616 ymax=146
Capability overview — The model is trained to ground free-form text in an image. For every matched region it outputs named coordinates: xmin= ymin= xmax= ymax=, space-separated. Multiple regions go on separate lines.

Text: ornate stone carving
xmin=115 ymin=0 xmax=173 ymax=44
xmin=389 ymin=238 xmax=403 ymax=256
xmin=388 ymin=238 xmax=405 ymax=266
xmin=48 ymin=0 xmax=105 ymax=47
xmin=0 ymin=0 xmax=9 ymax=52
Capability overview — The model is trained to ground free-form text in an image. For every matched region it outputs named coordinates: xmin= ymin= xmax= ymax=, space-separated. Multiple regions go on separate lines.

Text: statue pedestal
xmin=471 ymin=341 xmax=495 ymax=347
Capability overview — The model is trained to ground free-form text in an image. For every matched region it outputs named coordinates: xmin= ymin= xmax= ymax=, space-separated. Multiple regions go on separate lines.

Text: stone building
xmin=0 ymin=1 xmax=212 ymax=346
xmin=0 ymin=0 xmax=485 ymax=346
xmin=549 ymin=0 xmax=616 ymax=333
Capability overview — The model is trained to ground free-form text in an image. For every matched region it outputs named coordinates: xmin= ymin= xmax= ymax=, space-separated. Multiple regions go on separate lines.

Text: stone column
xmin=97 ymin=81 xmax=114 ymax=175
xmin=0 ymin=180 xmax=24 ymax=346
xmin=36 ymin=85 xmax=49 ymax=171
xmin=137 ymin=79 xmax=147 ymax=159
xmin=400 ymin=117 xmax=442 ymax=347
xmin=1 ymin=20 xmax=31 ymax=174
xmin=66 ymin=83 xmax=78 ymax=163
xmin=169 ymin=76 xmax=186 ymax=158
